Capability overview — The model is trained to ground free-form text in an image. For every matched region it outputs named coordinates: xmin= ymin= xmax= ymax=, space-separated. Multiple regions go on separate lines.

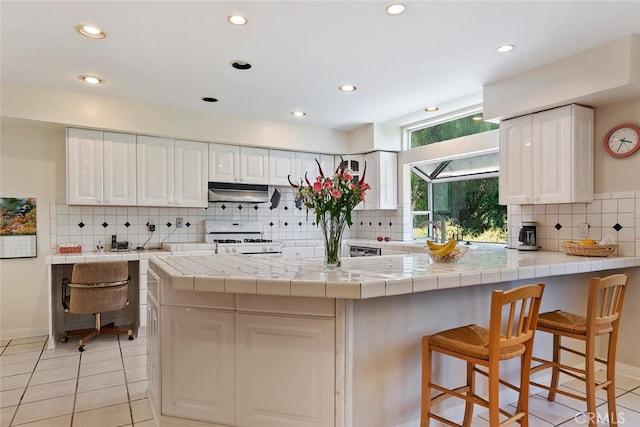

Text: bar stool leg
xmin=518 ymin=347 xmax=533 ymax=427
xmin=462 ymin=361 xmax=475 ymax=426
xmin=421 ymin=336 xmax=432 ymax=427
xmin=585 ymin=337 xmax=597 ymax=427
xmin=488 ymin=359 xmax=500 ymax=426
xmin=547 ymin=334 xmax=561 ymax=401
xmin=607 ymin=333 xmax=619 ymax=427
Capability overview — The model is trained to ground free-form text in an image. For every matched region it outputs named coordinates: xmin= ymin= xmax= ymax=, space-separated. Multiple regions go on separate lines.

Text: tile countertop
xmin=45 ymin=248 xmax=171 ymax=264
xmin=149 ymin=247 xmax=640 ymax=299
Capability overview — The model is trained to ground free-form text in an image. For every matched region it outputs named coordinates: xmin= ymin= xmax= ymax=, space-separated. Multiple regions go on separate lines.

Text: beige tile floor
xmin=1 ymin=330 xmax=152 ymax=427
xmin=1 ymin=329 xmax=639 ymax=426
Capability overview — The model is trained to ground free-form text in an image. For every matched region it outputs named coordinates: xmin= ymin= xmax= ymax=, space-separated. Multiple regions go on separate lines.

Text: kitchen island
xmin=147 ymin=249 xmax=640 ymax=427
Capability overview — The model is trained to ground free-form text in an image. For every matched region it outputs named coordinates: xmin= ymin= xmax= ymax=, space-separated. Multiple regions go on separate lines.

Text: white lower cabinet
xmin=146 ymin=290 xmax=160 ymax=416
xmin=236 ymin=313 xmax=335 ymax=427
xmin=161 ymin=306 xmax=236 ymax=424
xmin=149 ymin=269 xmax=338 ymax=427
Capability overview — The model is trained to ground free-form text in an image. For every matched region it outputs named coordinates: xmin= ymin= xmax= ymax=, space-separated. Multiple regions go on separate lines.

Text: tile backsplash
xmin=49 ymin=188 xmax=638 ymax=256
xmin=50 ymin=186 xmax=409 ymax=252
xmin=506 ymin=191 xmax=639 ymax=256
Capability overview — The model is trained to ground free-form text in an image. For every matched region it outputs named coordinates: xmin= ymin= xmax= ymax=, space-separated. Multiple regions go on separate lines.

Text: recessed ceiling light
xmin=227 ymin=15 xmax=248 ymax=26
xmin=231 ymin=60 xmax=252 ymax=70
xmin=338 ymin=85 xmax=357 ymax=92
xmin=202 ymin=97 xmax=218 ymax=103
xmin=291 ymin=111 xmax=306 ymax=117
xmin=78 ymin=75 xmax=103 ymax=85
xmin=386 ymin=3 xmax=406 ymax=15
xmin=497 ymin=44 xmax=515 ymax=53
xmin=425 ymin=106 xmax=439 ymax=112
xmin=75 ymin=24 xmax=107 ymax=39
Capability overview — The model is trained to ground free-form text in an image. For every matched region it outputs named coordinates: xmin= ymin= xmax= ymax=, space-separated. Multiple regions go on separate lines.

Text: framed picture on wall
xmin=0 ymin=197 xmax=37 ymax=259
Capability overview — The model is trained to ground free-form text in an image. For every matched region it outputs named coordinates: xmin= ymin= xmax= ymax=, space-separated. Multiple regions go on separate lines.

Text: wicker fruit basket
xmin=426 ymin=245 xmax=468 ymax=263
xmin=561 ymin=241 xmax=617 ymax=257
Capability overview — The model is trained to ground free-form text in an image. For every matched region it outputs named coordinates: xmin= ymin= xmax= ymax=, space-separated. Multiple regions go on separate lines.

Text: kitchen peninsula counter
xmin=147 ymin=250 xmax=640 ymax=427
xmin=149 ymin=247 xmax=640 ymax=299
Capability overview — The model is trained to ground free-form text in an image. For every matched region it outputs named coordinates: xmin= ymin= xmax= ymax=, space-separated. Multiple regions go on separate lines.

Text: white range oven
xmin=204 ymin=220 xmax=282 ymax=256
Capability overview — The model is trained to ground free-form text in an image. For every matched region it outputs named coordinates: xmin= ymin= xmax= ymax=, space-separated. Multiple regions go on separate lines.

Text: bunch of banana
xmin=426 ymin=239 xmax=457 ymax=257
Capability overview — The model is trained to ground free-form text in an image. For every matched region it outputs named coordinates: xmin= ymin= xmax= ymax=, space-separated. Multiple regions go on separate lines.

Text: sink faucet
xmin=420 ymin=220 xmax=447 ymax=243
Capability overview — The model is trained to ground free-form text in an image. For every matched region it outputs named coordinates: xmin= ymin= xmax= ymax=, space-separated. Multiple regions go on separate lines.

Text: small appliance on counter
xmin=110 ymin=235 xmax=132 ymax=252
xmin=517 ymin=221 xmax=538 ymax=251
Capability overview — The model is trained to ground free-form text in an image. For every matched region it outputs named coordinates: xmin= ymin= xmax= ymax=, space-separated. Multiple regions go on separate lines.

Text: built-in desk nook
xmin=147 ymin=249 xmax=640 ymax=427
xmin=45 ymin=250 xmax=172 ymax=349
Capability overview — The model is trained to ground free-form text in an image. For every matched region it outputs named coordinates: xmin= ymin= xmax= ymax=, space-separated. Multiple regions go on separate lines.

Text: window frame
xmin=402 ymin=105 xmax=504 ymax=243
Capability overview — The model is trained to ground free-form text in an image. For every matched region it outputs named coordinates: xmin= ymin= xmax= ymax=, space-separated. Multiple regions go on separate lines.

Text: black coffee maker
xmin=518 ymin=221 xmax=538 ymax=251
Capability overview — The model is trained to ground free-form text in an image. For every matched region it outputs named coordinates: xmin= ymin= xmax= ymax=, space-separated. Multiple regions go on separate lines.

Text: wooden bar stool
xmin=421 ymin=283 xmax=545 ymax=427
xmin=530 ymin=273 xmax=630 ymax=427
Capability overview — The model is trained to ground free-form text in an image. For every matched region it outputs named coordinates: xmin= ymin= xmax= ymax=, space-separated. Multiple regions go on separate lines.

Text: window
xmin=408 ymin=111 xmax=506 ymax=243
xmin=411 ymin=112 xmax=499 ymax=148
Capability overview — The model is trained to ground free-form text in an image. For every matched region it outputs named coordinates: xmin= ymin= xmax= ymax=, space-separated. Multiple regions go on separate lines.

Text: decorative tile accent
xmin=555 ymin=223 xmax=562 ymax=230
xmin=78 ymin=222 xmax=85 ymax=228
xmin=237 ymin=205 xmax=242 ymax=210
xmin=221 ymin=204 xmax=226 ymax=210
xmin=254 ymin=205 xmax=259 ymax=210
xmin=102 ymin=222 xmax=108 ymax=228
xmin=124 ymin=222 xmax=130 ymax=228
xmin=185 ymin=222 xmax=191 ymax=227
xmin=166 ymin=222 xmax=172 ymax=228
xmin=613 ymin=223 xmax=623 ymax=231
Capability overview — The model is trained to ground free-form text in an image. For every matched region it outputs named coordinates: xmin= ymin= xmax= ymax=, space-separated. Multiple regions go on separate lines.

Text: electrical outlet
xmin=578 ymin=223 xmax=589 ymax=238
xmin=148 ymin=219 xmax=156 ymax=232
xmin=176 ymin=217 xmax=184 ymax=228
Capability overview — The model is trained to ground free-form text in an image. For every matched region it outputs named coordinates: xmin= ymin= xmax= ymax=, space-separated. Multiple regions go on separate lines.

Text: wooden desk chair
xmin=530 ymin=273 xmax=630 ymax=427
xmin=62 ymin=261 xmax=134 ymax=351
xmin=421 ymin=283 xmax=545 ymax=427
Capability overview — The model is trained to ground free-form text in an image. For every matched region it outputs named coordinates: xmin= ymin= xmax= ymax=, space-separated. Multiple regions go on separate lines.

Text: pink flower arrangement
xmin=289 ymin=157 xmax=370 ymax=226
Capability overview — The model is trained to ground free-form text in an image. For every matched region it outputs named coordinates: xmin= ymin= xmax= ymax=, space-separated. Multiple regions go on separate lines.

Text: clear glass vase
xmin=319 ymin=210 xmax=348 ymax=268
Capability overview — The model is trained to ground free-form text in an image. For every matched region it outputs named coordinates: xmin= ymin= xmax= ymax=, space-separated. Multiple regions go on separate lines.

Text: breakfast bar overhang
xmin=146 ymin=250 xmax=640 ymax=427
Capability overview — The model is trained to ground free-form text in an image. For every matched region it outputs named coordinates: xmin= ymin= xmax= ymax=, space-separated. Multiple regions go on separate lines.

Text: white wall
xmin=1 ymin=82 xmax=350 ymax=154
xmin=594 ymin=98 xmax=640 ymax=193
xmin=0 ymin=119 xmax=65 ymax=337
xmin=483 ymin=35 xmax=640 ymax=122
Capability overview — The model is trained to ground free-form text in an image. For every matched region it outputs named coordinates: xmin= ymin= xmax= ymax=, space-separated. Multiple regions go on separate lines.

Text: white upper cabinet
xmin=174 ymin=139 xmax=208 ymax=207
xmin=240 ymin=147 xmax=269 ymax=184
xmin=319 ymin=154 xmax=336 ymax=178
xmin=268 ymin=150 xmax=296 ymax=185
xmin=208 ymin=143 xmax=239 ymax=183
xmin=499 ymin=116 xmax=534 ymax=204
xmin=499 ymin=104 xmax=594 ymax=205
xmin=209 ymin=144 xmax=268 ymax=184
xmin=137 ymin=136 xmax=174 ymax=206
xmin=103 ymin=132 xmax=137 ymax=205
xmin=340 ymin=155 xmax=366 ymax=210
xmin=269 ymin=151 xmax=335 ymax=186
xmin=137 ymin=136 xmax=208 ymax=207
xmin=295 ymin=152 xmax=320 ymax=182
xmin=67 ymin=128 xmax=136 ymax=205
xmin=364 ymin=151 xmax=398 ymax=210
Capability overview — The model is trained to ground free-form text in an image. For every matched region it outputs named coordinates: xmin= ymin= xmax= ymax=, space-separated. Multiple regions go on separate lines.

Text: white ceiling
xmin=1 ymin=1 xmax=639 ymax=131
